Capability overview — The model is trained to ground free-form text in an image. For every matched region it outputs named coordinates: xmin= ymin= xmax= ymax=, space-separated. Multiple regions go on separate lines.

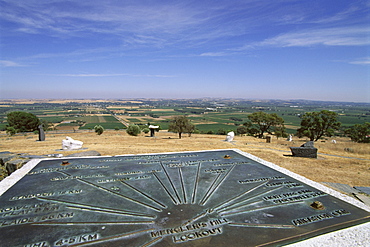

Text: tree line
xmin=4 ymin=110 xmax=370 ymax=143
xmin=167 ymin=110 xmax=369 ymax=143
xmin=234 ymin=110 xmax=368 ymax=143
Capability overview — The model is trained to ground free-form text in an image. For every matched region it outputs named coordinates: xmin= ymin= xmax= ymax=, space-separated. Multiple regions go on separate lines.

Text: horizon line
xmin=0 ymin=97 xmax=369 ymax=104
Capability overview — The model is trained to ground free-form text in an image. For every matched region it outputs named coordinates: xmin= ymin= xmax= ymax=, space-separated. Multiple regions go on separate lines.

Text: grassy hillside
xmin=1 ymin=130 xmax=369 ymax=188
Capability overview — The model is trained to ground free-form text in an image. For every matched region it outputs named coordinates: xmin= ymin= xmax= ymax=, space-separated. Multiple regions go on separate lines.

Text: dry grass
xmin=1 ymin=131 xmax=369 ymax=187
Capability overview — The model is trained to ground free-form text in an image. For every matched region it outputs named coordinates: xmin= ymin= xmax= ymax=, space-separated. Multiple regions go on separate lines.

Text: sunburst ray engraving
xmin=1 ymin=150 xmax=368 ymax=247
xmin=120 ymin=180 xmax=167 ymax=209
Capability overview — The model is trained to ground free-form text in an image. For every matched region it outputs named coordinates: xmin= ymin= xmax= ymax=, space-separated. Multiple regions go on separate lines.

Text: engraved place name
xmin=1 ymin=203 xmax=59 ymax=218
xmin=99 ymin=158 xmax=123 ymax=162
xmin=138 ymin=161 xmax=161 ymax=164
xmin=114 ymin=169 xmax=161 ymax=176
xmin=149 ymin=218 xmax=228 ymax=244
xmin=167 ymin=163 xmax=197 ymax=168
xmin=28 ymin=165 xmax=110 ymax=175
xmin=205 ymin=168 xmax=227 ymax=173
xmin=239 ymin=176 xmax=285 ymax=183
xmin=264 ymin=190 xmax=326 ymax=204
xmin=213 ymin=161 xmax=249 ymax=166
xmin=97 ymin=175 xmax=151 ymax=183
xmin=150 ymin=222 xmax=208 ymax=238
xmin=9 ymin=190 xmax=82 ymax=201
xmin=166 ymin=159 xmax=220 ymax=168
xmin=51 ymin=174 xmax=105 ymax=181
xmin=0 ymin=212 xmax=74 ymax=227
xmin=172 ymin=227 xmax=222 ymax=243
xmin=266 ymin=181 xmax=303 ymax=188
xmin=292 ymin=209 xmax=350 ymax=226
xmin=0 ymin=202 xmax=55 ymax=213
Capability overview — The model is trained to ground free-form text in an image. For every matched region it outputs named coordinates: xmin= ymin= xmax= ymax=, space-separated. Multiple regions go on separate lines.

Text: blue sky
xmin=0 ymin=0 xmax=369 ymax=102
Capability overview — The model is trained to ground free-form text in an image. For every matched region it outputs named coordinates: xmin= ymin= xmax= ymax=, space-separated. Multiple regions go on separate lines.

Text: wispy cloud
xmin=310 ymin=6 xmax=361 ymax=24
xmin=1 ymin=1 xmax=369 ymax=60
xmin=53 ymin=73 xmax=176 ymax=78
xmin=349 ymin=57 xmax=370 ymax=65
xmin=1 ymin=1 xmax=215 ymax=43
xmin=256 ymin=26 xmax=370 ymax=48
xmin=200 ymin=24 xmax=370 ymax=56
xmin=0 ymin=60 xmax=26 ymax=67
xmin=199 ymin=52 xmax=230 ymax=57
xmin=0 ymin=1 xmax=287 ymax=47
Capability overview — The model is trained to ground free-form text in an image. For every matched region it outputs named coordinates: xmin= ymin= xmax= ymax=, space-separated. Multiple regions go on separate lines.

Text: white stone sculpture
xmin=62 ymin=136 xmax=83 ymax=150
xmin=225 ymin=131 xmax=235 ymax=142
xmin=149 ymin=125 xmax=160 ymax=137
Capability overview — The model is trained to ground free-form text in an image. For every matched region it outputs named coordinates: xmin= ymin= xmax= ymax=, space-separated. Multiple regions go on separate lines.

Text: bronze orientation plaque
xmin=0 ymin=149 xmax=369 ymax=246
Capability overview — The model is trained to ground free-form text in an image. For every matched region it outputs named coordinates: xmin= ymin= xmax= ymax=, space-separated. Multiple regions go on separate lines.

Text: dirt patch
xmin=284 ymin=124 xmax=299 ymax=129
xmin=53 ymin=125 xmax=79 ymax=131
xmin=1 ymin=132 xmax=369 ymax=187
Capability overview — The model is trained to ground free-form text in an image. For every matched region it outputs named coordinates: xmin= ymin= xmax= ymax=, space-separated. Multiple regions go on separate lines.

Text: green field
xmin=81 ymin=122 xmax=125 ymax=129
xmin=79 ymin=116 xmax=125 ymax=130
xmin=195 ymin=124 xmax=237 ymax=134
xmin=1 ymin=99 xmax=369 ymax=136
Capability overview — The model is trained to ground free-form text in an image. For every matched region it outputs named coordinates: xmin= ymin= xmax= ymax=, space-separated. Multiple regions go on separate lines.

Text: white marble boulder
xmin=62 ymin=136 xmax=83 ymax=150
xmin=225 ymin=131 xmax=235 ymax=142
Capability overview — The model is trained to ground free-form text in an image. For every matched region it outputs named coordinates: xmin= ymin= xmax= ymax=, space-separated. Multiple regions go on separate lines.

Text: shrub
xmin=217 ymin=129 xmax=227 ymax=135
xmin=6 ymin=127 xmax=16 ymax=136
xmin=142 ymin=128 xmax=150 ymax=134
xmin=94 ymin=125 xmax=104 ymax=135
xmin=126 ymin=124 xmax=141 ymax=136
xmin=345 ymin=122 xmax=370 ymax=143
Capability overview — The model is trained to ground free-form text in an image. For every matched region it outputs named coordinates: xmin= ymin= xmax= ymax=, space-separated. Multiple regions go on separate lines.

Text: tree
xmin=242 ymin=121 xmax=259 ymax=136
xmin=185 ymin=122 xmax=195 ymax=137
xmin=296 ymin=110 xmax=341 ymax=141
xmin=7 ymin=111 xmax=40 ymax=132
xmin=126 ymin=124 xmax=141 ymax=136
xmin=274 ymin=126 xmax=287 ymax=140
xmin=94 ymin=125 xmax=104 ymax=135
xmin=247 ymin=112 xmax=285 ymax=138
xmin=236 ymin=125 xmax=248 ymax=136
xmin=168 ymin=115 xmax=194 ymax=139
xmin=345 ymin=122 xmax=370 ymax=143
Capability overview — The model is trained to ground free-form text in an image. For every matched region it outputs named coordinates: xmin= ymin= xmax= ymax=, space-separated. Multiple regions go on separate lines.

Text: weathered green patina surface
xmin=0 ymin=150 xmax=369 ymax=246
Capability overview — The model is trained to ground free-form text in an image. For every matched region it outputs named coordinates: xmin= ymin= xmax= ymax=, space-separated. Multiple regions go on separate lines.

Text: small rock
xmin=0 ymin=153 xmax=17 ymax=165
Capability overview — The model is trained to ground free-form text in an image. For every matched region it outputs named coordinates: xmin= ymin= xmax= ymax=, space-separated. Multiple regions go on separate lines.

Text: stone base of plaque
xmin=290 ymin=141 xmax=318 ymax=158
xmin=290 ymin=147 xmax=318 ymax=158
xmin=0 ymin=149 xmax=369 ymax=247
